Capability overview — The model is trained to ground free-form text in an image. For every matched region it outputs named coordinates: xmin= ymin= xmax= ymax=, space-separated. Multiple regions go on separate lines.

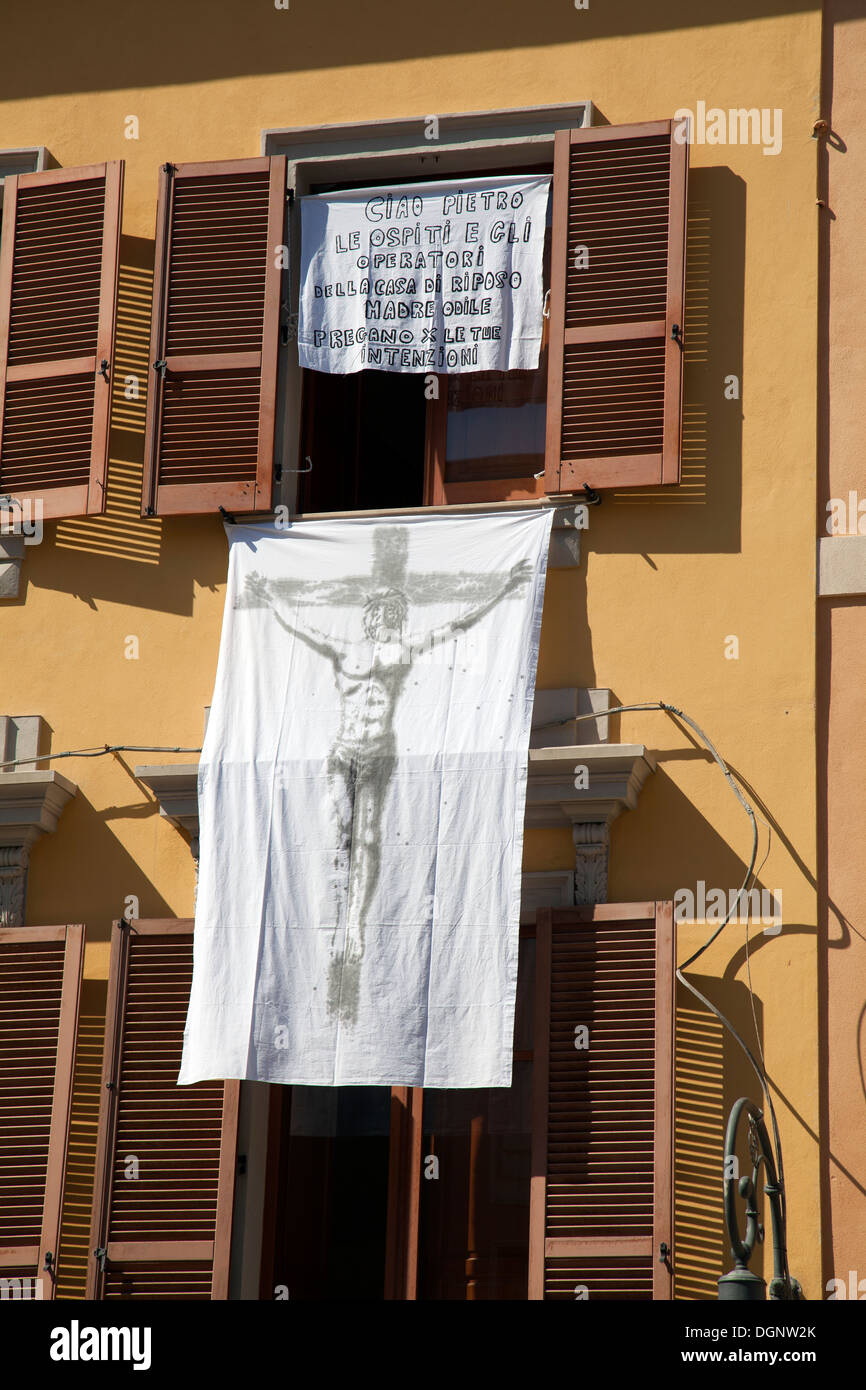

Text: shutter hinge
xmin=162 ymin=162 xmax=177 ymax=176
xmin=98 ymin=359 xmax=110 ymax=382
xmin=43 ymin=1250 xmax=55 ymax=1277
xmin=105 ymin=1080 xmax=116 ymax=1091
xmin=659 ymin=1241 xmax=672 ymax=1265
xmin=581 ymin=483 xmax=602 ymax=506
xmin=152 ymin=359 xmax=167 ymax=377
xmin=671 ymin=323 xmax=684 ymax=348
xmin=93 ymin=1247 xmax=107 ymax=1272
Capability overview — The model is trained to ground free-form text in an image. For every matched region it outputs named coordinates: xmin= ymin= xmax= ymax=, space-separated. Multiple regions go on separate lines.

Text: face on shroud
xmin=363 ymin=591 xmax=408 ymax=644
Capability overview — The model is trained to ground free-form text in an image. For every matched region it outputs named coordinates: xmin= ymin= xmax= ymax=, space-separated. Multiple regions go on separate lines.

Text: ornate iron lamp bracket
xmin=718 ymin=1097 xmax=803 ymax=1301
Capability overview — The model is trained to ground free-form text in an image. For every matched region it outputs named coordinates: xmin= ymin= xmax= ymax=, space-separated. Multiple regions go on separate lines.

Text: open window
xmin=295 ymin=118 xmax=686 ymax=514
xmin=297 ymin=165 xmax=553 ymax=513
xmin=261 ymin=903 xmax=673 ymax=1301
xmin=143 ymin=116 xmax=687 ymax=517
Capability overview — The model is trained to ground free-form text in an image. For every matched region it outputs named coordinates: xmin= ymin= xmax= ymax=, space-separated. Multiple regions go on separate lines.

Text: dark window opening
xmin=298 ymin=368 xmax=427 ymax=512
xmin=272 ymin=1085 xmax=390 ymax=1300
xmin=264 ymin=938 xmax=535 ymax=1300
xmin=417 ymin=933 xmax=535 ymax=1300
xmin=295 ymin=164 xmax=552 ymax=513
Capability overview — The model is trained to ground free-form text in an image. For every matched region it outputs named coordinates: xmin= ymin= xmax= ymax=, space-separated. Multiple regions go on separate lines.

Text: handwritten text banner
xmin=298 ymin=175 xmax=551 ymax=375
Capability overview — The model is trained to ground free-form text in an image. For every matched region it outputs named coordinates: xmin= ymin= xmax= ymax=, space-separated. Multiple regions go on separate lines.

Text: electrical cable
xmin=745 ymin=810 xmax=774 ymax=1081
xmin=0 ymin=744 xmax=202 ymax=773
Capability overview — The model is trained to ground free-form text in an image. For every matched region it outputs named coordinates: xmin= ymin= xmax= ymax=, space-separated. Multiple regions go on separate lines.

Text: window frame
xmin=0 ymin=147 xmax=49 ymax=211
xmin=264 ymin=104 xmax=595 ymax=517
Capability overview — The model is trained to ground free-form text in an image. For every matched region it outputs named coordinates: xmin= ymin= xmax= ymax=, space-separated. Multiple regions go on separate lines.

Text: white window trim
xmin=0 ymin=146 xmax=50 ymax=210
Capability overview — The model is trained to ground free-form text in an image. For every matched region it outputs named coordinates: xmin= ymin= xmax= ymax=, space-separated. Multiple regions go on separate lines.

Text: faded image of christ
xmin=238 ymin=526 xmax=533 ymax=1023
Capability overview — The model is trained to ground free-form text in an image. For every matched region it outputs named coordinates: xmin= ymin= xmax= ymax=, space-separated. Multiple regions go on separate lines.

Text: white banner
xmin=178 ymin=509 xmax=553 ymax=1089
xmin=297 ymin=174 xmax=551 ymax=375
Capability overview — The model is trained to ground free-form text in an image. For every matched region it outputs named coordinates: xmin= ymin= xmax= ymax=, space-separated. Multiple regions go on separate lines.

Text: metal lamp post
xmin=717 ymin=1097 xmax=803 ymax=1301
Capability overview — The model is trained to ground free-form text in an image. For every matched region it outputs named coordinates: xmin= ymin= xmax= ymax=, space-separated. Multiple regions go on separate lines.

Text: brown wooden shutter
xmin=87 ymin=920 xmax=240 ymax=1299
xmin=0 ymin=164 xmax=123 ymax=519
xmin=0 ymin=924 xmax=84 ymax=1300
xmin=544 ymin=120 xmax=687 ymax=492
xmin=529 ymin=902 xmax=674 ymax=1300
xmin=142 ymin=157 xmax=286 ymax=517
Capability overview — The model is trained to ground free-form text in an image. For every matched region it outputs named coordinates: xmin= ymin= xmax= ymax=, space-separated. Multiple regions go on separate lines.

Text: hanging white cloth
xmin=178 ymin=509 xmax=552 ymax=1088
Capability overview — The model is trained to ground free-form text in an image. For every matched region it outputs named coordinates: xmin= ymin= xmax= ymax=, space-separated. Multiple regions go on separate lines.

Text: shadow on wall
xmin=536 ymin=564 xmax=595 ymax=693
xmin=25 ymin=782 xmax=183 ymax=943
xmin=21 ymin=236 xmax=229 ymax=616
xmin=610 ymin=762 xmax=774 ymax=900
xmin=55 ymin=236 xmax=159 ymax=569
xmin=602 ymin=165 xmax=746 ymax=551
xmin=675 ymin=975 xmax=766 ymax=1299
xmin=610 ymin=763 xmax=824 ymax=1298
xmin=55 ymin=977 xmax=107 ymax=1300
xmin=0 ymin=0 xmax=817 ymax=98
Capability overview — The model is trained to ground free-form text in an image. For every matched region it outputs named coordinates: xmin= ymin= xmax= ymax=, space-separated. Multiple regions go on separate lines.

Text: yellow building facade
xmin=0 ymin=1 xmax=832 ymax=1301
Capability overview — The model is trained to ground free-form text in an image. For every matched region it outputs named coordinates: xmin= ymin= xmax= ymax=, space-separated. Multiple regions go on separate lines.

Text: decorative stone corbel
xmin=572 ymin=822 xmax=610 ymax=905
xmin=525 ymin=745 xmax=655 ymax=904
xmin=0 ymin=846 xmax=28 ymax=927
xmin=0 ymin=716 xmax=77 ymax=926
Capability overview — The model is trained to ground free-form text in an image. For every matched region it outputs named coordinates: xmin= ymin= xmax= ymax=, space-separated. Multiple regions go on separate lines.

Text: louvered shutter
xmin=529 ymin=903 xmax=674 ymax=1300
xmin=544 ymin=120 xmax=687 ymax=492
xmin=0 ymin=924 xmax=84 ymax=1300
xmin=142 ymin=157 xmax=286 ymax=516
xmin=0 ymin=164 xmax=123 ymax=518
xmin=88 ymin=920 xmax=240 ymax=1299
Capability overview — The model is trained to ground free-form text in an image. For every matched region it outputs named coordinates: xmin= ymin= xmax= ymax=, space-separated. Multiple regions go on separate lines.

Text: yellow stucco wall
xmin=1 ymin=1 xmax=822 ymax=1298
